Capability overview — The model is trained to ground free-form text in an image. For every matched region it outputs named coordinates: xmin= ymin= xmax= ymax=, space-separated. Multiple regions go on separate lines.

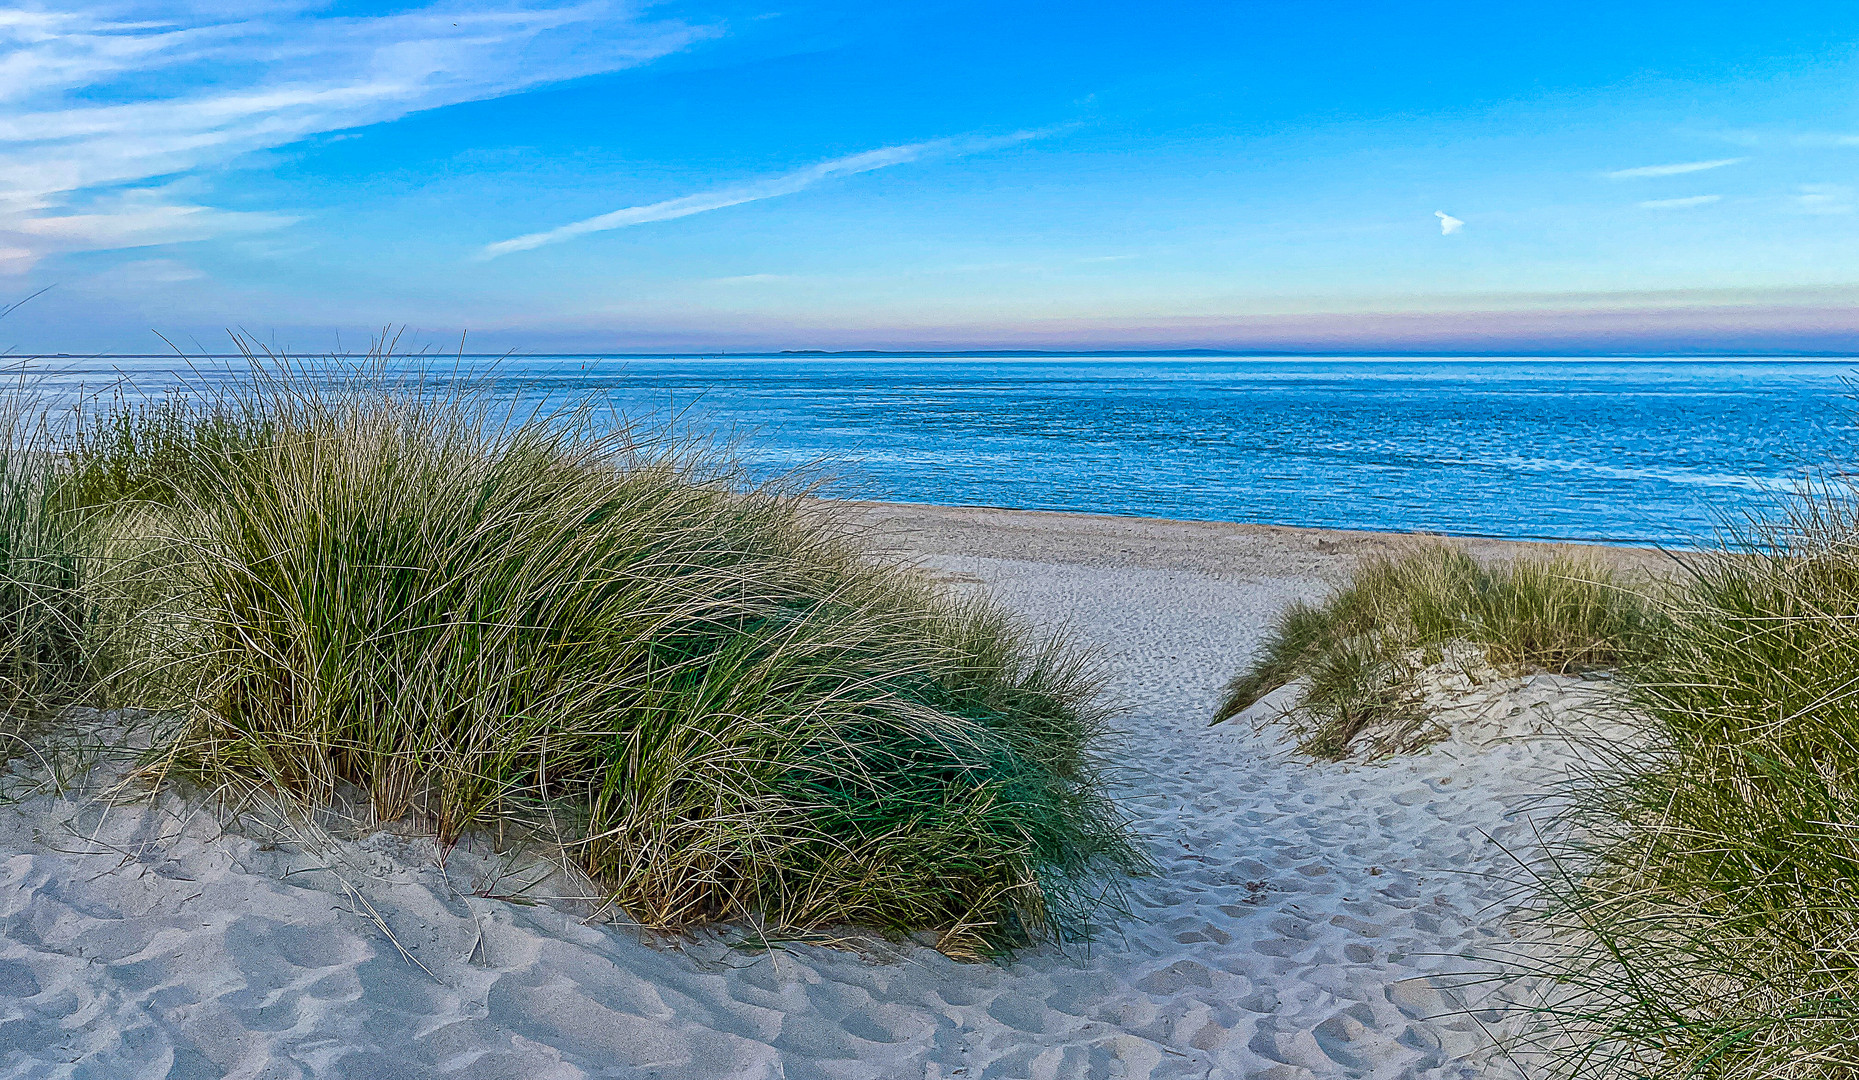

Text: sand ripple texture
xmin=0 ymin=554 xmax=1589 ymax=1080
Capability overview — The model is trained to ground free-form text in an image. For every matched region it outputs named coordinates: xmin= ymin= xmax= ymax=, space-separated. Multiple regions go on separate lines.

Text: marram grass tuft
xmin=1213 ymin=543 xmax=1658 ymax=758
xmin=1511 ymin=490 xmax=1859 ymax=1079
xmin=89 ymin=364 xmax=1141 ymax=954
xmin=0 ymin=385 xmax=96 ymax=728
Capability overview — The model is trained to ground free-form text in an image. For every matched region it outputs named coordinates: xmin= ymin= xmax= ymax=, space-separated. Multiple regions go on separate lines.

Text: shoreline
xmin=837 ymin=498 xmax=1678 ymax=580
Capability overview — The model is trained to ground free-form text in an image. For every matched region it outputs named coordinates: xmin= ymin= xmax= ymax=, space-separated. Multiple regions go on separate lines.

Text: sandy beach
xmin=0 ymin=505 xmax=1661 ymax=1080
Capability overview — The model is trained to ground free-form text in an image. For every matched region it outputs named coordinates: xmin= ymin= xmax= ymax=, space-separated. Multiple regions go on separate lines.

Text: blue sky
xmin=5 ymin=0 xmax=1859 ymax=353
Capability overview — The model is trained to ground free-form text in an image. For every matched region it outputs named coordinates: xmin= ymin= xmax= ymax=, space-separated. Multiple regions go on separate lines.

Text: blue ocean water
xmin=60 ymin=356 xmax=1859 ymax=546
xmin=462 ymin=356 xmax=1853 ymax=547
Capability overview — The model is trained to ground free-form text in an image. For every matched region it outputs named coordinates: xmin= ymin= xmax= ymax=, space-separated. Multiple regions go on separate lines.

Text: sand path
xmin=0 ymin=509 xmax=1631 ymax=1079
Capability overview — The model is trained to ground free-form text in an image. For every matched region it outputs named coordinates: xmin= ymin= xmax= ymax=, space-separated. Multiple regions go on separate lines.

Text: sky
xmin=4 ymin=0 xmax=1859 ymax=354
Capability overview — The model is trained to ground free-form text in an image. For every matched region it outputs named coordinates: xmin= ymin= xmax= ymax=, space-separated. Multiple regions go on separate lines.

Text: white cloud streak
xmin=1606 ymin=158 xmax=1745 ymax=179
xmin=1797 ymin=184 xmax=1854 ymax=215
xmin=1434 ymin=210 xmax=1463 ymax=235
xmin=482 ymin=130 xmax=1051 ymax=258
xmin=1639 ymin=194 xmax=1721 ymax=209
xmin=0 ymin=1 xmax=716 ymax=270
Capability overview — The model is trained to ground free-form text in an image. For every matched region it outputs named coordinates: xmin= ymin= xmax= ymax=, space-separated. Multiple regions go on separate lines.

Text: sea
xmin=45 ymin=355 xmax=1859 ymax=547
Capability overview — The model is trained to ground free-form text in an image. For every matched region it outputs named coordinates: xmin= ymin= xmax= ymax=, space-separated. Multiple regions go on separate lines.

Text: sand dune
xmin=0 ymin=510 xmax=1634 ymax=1079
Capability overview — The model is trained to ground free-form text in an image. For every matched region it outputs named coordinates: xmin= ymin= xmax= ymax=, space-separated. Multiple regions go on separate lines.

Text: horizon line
xmin=15 ymin=348 xmax=1859 ymax=361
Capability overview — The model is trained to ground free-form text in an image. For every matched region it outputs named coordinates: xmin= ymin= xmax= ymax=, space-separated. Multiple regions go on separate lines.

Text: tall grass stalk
xmin=93 ymin=361 xmax=1138 ymax=952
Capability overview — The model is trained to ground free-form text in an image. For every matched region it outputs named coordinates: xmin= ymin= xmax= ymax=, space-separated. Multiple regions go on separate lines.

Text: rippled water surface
xmin=74 ymin=356 xmax=1859 ymax=545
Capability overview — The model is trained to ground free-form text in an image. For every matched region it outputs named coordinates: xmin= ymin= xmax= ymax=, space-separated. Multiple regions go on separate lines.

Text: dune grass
xmin=1516 ymin=494 xmax=1859 ymax=1078
xmin=1213 ymin=544 xmax=1657 ymax=758
xmin=68 ymin=366 xmax=1139 ymax=953
xmin=1234 ymin=513 xmax=1859 ymax=1074
xmin=65 ymin=387 xmax=273 ymax=512
xmin=0 ymin=391 xmax=98 ymax=732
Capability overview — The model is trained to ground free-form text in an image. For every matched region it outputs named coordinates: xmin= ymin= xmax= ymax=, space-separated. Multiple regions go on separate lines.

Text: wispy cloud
xmin=0 ymin=1 xmax=716 ymax=270
xmin=1639 ymin=194 xmax=1721 ymax=209
xmin=1797 ymin=184 xmax=1854 ymax=215
xmin=482 ymin=130 xmax=1053 ymax=258
xmin=1783 ymin=133 xmax=1859 ymax=148
xmin=1434 ymin=210 xmax=1463 ymax=235
xmin=704 ymin=273 xmax=792 ymax=286
xmin=90 ymin=257 xmax=206 ymax=287
xmin=1606 ymin=158 xmax=1745 ymax=180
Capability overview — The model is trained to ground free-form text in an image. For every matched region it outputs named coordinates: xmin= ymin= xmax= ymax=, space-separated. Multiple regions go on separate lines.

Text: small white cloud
xmin=1607 ymin=158 xmax=1745 ymax=180
xmin=1797 ymin=184 xmax=1855 ymax=215
xmin=1639 ymin=194 xmax=1722 ymax=209
xmin=1435 ymin=210 xmax=1464 ymax=235
xmin=0 ymin=246 xmax=36 ymax=275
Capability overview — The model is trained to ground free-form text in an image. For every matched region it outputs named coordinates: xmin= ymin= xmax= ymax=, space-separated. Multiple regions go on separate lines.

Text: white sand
xmin=0 ymin=508 xmax=1641 ymax=1079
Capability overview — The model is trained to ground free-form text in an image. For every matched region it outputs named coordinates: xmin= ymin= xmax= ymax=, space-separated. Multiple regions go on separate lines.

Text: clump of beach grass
xmin=83 ymin=363 xmax=1139 ymax=953
xmin=1513 ymin=491 xmax=1859 ymax=1078
xmin=64 ymin=386 xmax=273 ymax=512
xmin=0 ymin=385 xmax=100 ymax=731
xmin=1213 ymin=544 xmax=1657 ymax=758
